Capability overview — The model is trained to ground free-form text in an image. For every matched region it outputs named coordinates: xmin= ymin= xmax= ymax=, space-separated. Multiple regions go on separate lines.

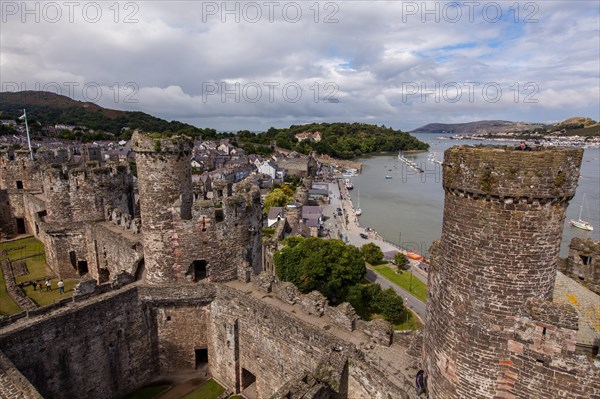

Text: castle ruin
xmin=0 ymin=139 xmax=598 ymax=399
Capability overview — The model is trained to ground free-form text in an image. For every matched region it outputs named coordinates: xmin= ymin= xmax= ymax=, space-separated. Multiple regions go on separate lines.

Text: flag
xmin=19 ymin=113 xmax=26 ymax=120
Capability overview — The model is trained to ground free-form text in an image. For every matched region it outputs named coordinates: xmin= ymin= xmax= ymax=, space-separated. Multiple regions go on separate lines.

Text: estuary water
xmin=348 ymin=133 xmax=600 ymax=257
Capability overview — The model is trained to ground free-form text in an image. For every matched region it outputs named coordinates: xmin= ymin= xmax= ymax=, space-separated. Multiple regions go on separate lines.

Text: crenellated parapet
xmin=42 ymin=161 xmax=133 ymax=223
xmin=443 ymin=145 xmax=582 ymax=202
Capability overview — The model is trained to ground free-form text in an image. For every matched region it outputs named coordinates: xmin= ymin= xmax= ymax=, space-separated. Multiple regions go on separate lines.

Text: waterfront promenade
xmin=322 ymin=178 xmax=428 ymax=321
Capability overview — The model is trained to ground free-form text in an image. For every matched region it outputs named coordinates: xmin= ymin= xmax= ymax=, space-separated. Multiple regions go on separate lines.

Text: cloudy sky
xmin=1 ymin=1 xmax=599 ymax=131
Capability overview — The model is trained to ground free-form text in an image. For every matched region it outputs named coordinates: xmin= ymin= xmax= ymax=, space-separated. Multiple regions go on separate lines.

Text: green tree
xmin=372 ymin=287 xmax=405 ymax=322
xmin=263 ymin=188 xmax=291 ymax=214
xmin=274 ymin=237 xmax=366 ymax=304
xmin=346 ymin=283 xmax=405 ymax=323
xmin=394 ymin=252 xmax=407 ymax=267
xmin=361 ymin=243 xmax=384 ymax=265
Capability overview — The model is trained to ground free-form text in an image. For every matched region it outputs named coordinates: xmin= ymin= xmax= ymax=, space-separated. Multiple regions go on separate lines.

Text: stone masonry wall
xmin=172 ymin=181 xmax=263 ymax=283
xmin=86 ymin=223 xmax=143 ymax=283
xmin=155 ymin=305 xmax=210 ymax=372
xmin=423 ymin=145 xmax=598 ymax=399
xmin=562 ymin=237 xmax=600 ymax=294
xmin=0 ymin=350 xmax=44 ymax=399
xmin=42 ymin=163 xmax=132 ymax=224
xmin=0 ymin=150 xmax=42 ymax=191
xmin=132 ymin=132 xmax=193 ymax=284
xmin=0 ymin=189 xmax=14 ymax=237
xmin=0 ymin=287 xmax=157 ymax=399
xmin=38 ymin=224 xmax=88 ymax=279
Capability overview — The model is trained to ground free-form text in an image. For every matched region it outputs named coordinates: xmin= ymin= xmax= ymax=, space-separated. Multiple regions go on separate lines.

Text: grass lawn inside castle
xmin=125 ymin=378 xmax=235 ymax=399
xmin=0 ymin=237 xmax=78 ymax=315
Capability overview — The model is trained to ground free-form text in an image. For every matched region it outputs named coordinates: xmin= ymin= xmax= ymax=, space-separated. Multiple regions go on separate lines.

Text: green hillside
xmin=0 ymin=91 xmax=217 ymax=140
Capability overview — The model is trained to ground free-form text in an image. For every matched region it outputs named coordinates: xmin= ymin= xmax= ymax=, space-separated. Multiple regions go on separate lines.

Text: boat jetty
xmin=398 ymin=152 xmax=424 ymax=173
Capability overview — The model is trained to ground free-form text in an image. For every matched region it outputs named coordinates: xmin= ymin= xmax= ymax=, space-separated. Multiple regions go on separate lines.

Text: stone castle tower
xmin=132 ymin=131 xmax=263 ymax=286
xmin=423 ymin=145 xmax=591 ymax=398
xmin=132 ymin=132 xmax=194 ymax=284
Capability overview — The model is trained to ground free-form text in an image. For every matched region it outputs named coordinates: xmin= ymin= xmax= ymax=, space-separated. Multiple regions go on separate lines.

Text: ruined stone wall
xmin=562 ymin=237 xmax=600 ymax=294
xmin=0 ymin=150 xmax=42 ymax=191
xmin=0 ymin=281 xmax=409 ymax=399
xmin=506 ymin=299 xmax=600 ymax=398
xmin=154 ymin=305 xmax=210 ymax=372
xmin=132 ymin=132 xmax=193 ymax=284
xmin=208 ymin=285 xmax=340 ymax=398
xmin=423 ymin=146 xmax=598 ymax=399
xmin=0 ymin=190 xmax=15 ymax=237
xmin=85 ymin=223 xmax=144 ymax=283
xmin=0 ymin=350 xmax=44 ymax=399
xmin=38 ymin=224 xmax=88 ymax=279
xmin=172 ymin=182 xmax=263 ymax=283
xmin=0 ymin=287 xmax=158 ymax=399
xmin=42 ymin=163 xmax=132 ymax=223
xmin=22 ymin=192 xmax=47 ymax=237
xmin=42 ymin=166 xmax=72 ymax=222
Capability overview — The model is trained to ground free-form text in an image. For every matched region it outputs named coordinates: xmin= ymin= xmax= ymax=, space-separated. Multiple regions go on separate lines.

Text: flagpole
xmin=22 ymin=108 xmax=33 ymax=160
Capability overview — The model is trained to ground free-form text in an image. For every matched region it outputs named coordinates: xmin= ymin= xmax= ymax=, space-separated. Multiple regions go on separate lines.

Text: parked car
xmin=359 ymin=233 xmax=368 ymax=239
xmin=336 ymin=207 xmax=342 ymax=216
xmin=418 ymin=262 xmax=428 ymax=272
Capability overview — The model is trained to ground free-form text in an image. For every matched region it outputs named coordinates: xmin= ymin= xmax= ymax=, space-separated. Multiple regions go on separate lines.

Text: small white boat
xmin=345 ymin=178 xmax=354 ymax=190
xmin=385 ymin=175 xmax=392 ymax=179
xmin=355 ymin=189 xmax=362 ymax=216
xmin=570 ymin=194 xmax=594 ymax=231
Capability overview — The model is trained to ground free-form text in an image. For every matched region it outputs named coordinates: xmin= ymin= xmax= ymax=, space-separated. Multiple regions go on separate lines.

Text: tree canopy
xmin=361 ymin=243 xmax=384 ymax=265
xmin=274 ymin=237 xmax=366 ymax=304
xmin=263 ymin=188 xmax=292 ymax=214
xmin=237 ymin=122 xmax=429 ymax=159
xmin=394 ymin=252 xmax=407 ymax=267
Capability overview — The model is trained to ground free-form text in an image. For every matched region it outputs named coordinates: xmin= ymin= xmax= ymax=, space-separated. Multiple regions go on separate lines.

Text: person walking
xmin=57 ymin=280 xmax=65 ymax=294
xmin=415 ymin=369 xmax=428 ymax=398
xmin=38 ymin=282 xmax=44 ymax=292
xmin=45 ymin=279 xmax=51 ymax=291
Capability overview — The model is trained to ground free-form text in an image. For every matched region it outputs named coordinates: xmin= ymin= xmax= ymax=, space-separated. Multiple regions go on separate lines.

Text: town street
xmin=323 ymin=179 xmax=428 ymax=321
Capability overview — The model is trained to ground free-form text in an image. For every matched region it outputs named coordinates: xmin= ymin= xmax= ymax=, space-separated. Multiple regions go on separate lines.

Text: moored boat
xmin=570 ymin=194 xmax=594 ymax=231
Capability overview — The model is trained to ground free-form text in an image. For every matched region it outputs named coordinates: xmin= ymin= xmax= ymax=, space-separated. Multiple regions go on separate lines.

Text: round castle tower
xmin=132 ymin=131 xmax=193 ymax=285
xmin=423 ymin=145 xmax=583 ymax=398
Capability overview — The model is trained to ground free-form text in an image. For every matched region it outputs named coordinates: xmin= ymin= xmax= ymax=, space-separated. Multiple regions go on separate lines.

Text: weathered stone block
xmin=111 ymin=271 xmax=134 ymax=289
xmin=300 ymin=291 xmax=327 ymax=317
xmin=275 ymin=281 xmax=300 ymax=304
xmin=361 ymin=319 xmax=393 ymax=347
xmin=326 ymin=302 xmax=357 ymax=332
xmin=74 ymin=275 xmax=97 ymax=296
xmin=255 ymin=272 xmax=275 ymax=293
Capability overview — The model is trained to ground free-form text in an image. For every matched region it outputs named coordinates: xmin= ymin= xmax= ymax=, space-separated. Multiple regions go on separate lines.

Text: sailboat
xmin=355 ymin=189 xmax=362 ymax=216
xmin=570 ymin=194 xmax=594 ymax=231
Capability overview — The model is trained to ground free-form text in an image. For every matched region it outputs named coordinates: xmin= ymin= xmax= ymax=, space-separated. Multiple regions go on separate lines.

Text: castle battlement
xmin=443 ymin=145 xmax=582 ymax=200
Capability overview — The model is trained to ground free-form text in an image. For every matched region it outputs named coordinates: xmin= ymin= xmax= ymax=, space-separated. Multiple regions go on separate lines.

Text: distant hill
xmin=412 ymin=118 xmax=600 ymax=137
xmin=557 ymin=117 xmax=597 ymax=128
xmin=0 ymin=91 xmax=216 ymax=139
xmin=411 ymin=120 xmax=547 ymax=135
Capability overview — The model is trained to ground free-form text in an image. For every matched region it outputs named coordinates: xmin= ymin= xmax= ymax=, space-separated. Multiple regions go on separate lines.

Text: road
xmin=365 ymin=268 xmax=427 ymax=321
xmin=324 ymin=178 xmax=429 ymax=320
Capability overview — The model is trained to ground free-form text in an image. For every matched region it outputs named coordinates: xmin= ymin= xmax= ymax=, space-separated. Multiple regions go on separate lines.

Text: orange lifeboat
xmin=406 ymin=252 xmax=422 ymax=261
